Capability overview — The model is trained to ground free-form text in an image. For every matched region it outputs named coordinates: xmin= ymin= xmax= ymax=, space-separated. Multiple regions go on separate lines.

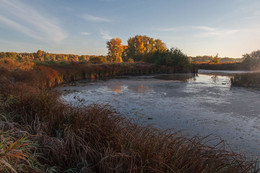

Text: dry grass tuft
xmin=0 ymin=125 xmax=42 ymax=173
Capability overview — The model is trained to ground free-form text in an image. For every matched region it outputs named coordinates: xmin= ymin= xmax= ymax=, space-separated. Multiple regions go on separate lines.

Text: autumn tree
xmin=35 ymin=50 xmax=44 ymax=61
xmin=107 ymin=38 xmax=124 ymax=63
xmin=155 ymin=39 xmax=167 ymax=52
xmin=37 ymin=50 xmax=42 ymax=57
xmin=211 ymin=53 xmax=220 ymax=63
xmin=127 ymin=35 xmax=166 ymax=61
xmin=121 ymin=45 xmax=128 ymax=62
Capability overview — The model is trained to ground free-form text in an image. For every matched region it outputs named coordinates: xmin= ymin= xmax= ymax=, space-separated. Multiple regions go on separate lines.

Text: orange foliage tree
xmin=106 ymin=38 xmax=124 ymax=63
xmin=127 ymin=35 xmax=167 ymax=61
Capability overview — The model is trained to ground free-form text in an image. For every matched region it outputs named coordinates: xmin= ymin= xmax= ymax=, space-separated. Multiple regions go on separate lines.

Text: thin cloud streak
xmin=0 ymin=15 xmax=42 ymax=40
xmin=100 ymin=31 xmax=112 ymax=40
xmin=156 ymin=25 xmax=239 ymax=38
xmin=194 ymin=29 xmax=240 ymax=38
xmin=0 ymin=0 xmax=66 ymax=43
xmin=156 ymin=25 xmax=216 ymax=32
xmin=82 ymin=14 xmax=111 ymax=23
xmin=81 ymin=32 xmax=92 ymax=36
xmin=191 ymin=26 xmax=216 ymax=31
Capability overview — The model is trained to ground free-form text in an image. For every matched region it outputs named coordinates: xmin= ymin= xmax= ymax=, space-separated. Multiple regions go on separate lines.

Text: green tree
xmin=144 ymin=48 xmax=190 ymax=71
xmin=242 ymin=50 xmax=260 ymax=68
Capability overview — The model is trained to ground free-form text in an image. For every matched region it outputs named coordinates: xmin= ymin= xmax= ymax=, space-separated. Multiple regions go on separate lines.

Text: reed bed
xmin=231 ymin=73 xmax=260 ymax=88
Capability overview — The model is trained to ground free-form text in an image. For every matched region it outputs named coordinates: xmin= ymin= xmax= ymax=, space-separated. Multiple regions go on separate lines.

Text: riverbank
xmin=0 ymin=63 xmax=196 ymax=89
xmin=0 ymin=64 xmax=258 ymax=172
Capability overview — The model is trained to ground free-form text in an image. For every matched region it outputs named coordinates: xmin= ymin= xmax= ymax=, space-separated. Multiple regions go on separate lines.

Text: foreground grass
xmin=0 ymin=63 xmax=259 ymax=172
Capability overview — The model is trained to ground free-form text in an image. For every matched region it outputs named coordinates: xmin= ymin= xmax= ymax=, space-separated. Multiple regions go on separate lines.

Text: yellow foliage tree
xmin=127 ymin=35 xmax=167 ymax=61
xmin=107 ymin=38 xmax=124 ymax=63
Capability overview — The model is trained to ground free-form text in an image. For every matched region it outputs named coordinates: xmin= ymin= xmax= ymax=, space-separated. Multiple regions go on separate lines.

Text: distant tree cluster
xmin=0 ymin=51 xmax=106 ymax=64
xmin=144 ymin=48 xmax=191 ymax=71
xmin=106 ymin=35 xmax=167 ymax=63
xmin=192 ymin=55 xmax=241 ymax=63
xmin=1 ymin=34 xmax=216 ymax=68
xmin=242 ymin=50 xmax=260 ymax=68
xmin=106 ymin=35 xmax=191 ymax=67
xmin=0 ymin=35 xmax=190 ymax=68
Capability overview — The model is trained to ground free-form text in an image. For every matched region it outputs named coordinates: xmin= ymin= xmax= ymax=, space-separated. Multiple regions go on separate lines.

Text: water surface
xmin=56 ymin=70 xmax=260 ymax=159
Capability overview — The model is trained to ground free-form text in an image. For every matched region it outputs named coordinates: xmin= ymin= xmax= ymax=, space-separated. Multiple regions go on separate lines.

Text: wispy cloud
xmin=0 ymin=15 xmax=42 ymax=40
xmin=100 ymin=31 xmax=112 ymax=40
xmin=81 ymin=32 xmax=92 ymax=36
xmin=156 ymin=25 xmax=216 ymax=32
xmin=196 ymin=29 xmax=239 ymax=38
xmin=82 ymin=14 xmax=111 ymax=23
xmin=191 ymin=26 xmax=216 ymax=31
xmin=0 ymin=0 xmax=66 ymax=43
xmin=157 ymin=27 xmax=178 ymax=32
xmin=61 ymin=6 xmax=74 ymax=12
xmin=156 ymin=25 xmax=239 ymax=38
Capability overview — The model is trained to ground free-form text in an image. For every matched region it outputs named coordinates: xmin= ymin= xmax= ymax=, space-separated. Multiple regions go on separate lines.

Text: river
xmin=56 ymin=70 xmax=260 ymax=160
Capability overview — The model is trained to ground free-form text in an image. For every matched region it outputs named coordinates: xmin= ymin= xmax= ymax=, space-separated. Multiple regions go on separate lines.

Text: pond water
xmin=56 ymin=70 xmax=260 ymax=160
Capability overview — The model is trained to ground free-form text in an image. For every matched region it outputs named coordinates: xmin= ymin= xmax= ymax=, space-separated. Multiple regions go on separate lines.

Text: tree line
xmin=0 ymin=35 xmax=191 ymax=69
xmin=2 ymin=35 xmax=258 ymax=69
xmin=0 ymin=51 xmax=107 ymax=64
xmin=106 ymin=35 xmax=191 ymax=69
xmin=191 ymin=55 xmax=242 ymax=63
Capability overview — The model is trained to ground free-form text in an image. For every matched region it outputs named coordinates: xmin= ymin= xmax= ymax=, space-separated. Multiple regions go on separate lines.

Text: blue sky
xmin=0 ymin=0 xmax=260 ymax=58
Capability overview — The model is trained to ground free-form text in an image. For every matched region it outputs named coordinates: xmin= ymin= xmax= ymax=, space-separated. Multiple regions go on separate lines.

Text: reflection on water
xmin=57 ymin=71 xmax=260 ymax=160
xmin=211 ymin=75 xmax=218 ymax=83
xmin=128 ymin=84 xmax=151 ymax=93
xmin=155 ymin=73 xmax=196 ymax=82
xmin=108 ymin=84 xmax=151 ymax=94
xmin=109 ymin=85 xmax=122 ymax=93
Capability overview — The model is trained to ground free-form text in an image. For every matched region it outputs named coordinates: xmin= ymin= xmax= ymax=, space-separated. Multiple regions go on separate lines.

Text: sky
xmin=0 ymin=0 xmax=260 ymax=58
